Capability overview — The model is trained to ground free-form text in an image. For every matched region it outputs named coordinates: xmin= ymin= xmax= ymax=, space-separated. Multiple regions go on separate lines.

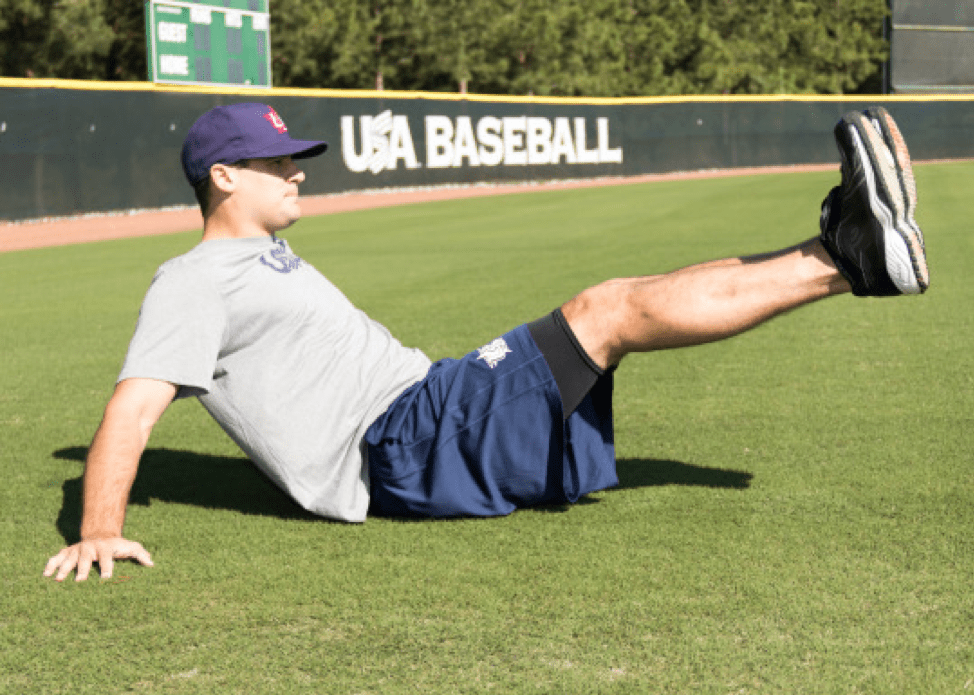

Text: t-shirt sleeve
xmin=117 ymin=261 xmax=227 ymax=399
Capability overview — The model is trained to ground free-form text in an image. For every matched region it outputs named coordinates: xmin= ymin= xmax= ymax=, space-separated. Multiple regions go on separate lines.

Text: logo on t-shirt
xmin=259 ymin=238 xmax=303 ymax=274
xmin=477 ymin=337 xmax=512 ymax=369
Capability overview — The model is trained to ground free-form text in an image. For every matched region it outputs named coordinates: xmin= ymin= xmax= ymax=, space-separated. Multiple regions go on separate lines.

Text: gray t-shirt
xmin=118 ymin=235 xmax=432 ymax=522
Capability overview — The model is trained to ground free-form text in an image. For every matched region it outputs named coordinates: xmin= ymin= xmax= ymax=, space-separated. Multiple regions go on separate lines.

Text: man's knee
xmin=561 ymin=280 xmax=632 ymax=368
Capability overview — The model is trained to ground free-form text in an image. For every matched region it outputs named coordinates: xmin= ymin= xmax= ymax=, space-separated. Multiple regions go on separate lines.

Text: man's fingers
xmin=43 ymin=549 xmax=68 ymax=578
xmin=43 ymin=539 xmax=154 ymax=582
xmin=74 ymin=546 xmax=95 ymax=582
xmin=98 ymin=542 xmax=155 ymax=578
xmin=125 ymin=542 xmax=155 ymax=567
xmin=44 ymin=549 xmax=78 ymax=582
xmin=97 ymin=551 xmax=115 ymax=580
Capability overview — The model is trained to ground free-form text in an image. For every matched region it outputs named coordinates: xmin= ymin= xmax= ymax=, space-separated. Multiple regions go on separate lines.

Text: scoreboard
xmin=145 ymin=0 xmax=272 ymax=87
xmin=891 ymin=0 xmax=974 ymax=93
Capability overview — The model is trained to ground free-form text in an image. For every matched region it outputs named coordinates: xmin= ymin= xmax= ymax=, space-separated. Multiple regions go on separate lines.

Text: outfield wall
xmin=1 ymin=77 xmax=973 ymax=221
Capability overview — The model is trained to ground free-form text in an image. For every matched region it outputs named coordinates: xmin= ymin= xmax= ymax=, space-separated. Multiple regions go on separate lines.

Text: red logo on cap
xmin=263 ymin=107 xmax=288 ymax=134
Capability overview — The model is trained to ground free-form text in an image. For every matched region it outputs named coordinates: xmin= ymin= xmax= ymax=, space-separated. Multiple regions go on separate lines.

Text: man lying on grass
xmin=45 ymin=103 xmax=929 ymax=582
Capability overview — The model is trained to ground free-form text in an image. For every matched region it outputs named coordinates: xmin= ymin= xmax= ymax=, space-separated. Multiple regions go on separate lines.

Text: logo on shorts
xmin=477 ymin=337 xmax=512 ymax=369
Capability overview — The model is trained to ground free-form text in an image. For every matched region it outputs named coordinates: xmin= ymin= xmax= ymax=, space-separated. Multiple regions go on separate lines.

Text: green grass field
xmin=2 ymin=163 xmax=972 ymax=694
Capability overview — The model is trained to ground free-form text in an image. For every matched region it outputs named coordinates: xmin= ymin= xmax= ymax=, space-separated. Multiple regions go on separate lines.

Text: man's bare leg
xmin=562 ymin=106 xmax=932 ymax=372
xmin=562 ymin=238 xmax=850 ymax=369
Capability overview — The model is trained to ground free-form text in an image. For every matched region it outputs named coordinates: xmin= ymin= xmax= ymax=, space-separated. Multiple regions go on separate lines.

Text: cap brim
xmin=250 ymin=138 xmax=328 ymax=161
xmin=292 ymin=140 xmax=328 ymax=160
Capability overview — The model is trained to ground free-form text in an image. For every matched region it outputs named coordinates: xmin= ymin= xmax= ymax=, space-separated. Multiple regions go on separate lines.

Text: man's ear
xmin=210 ymin=163 xmax=238 ymax=194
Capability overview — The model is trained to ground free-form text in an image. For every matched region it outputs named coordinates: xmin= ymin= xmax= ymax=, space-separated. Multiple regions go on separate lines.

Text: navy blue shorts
xmin=364 ymin=324 xmax=618 ymax=518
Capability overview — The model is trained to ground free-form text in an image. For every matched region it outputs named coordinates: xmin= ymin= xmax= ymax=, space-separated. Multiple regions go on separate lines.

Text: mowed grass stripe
xmin=1 ymin=163 xmax=971 ymax=694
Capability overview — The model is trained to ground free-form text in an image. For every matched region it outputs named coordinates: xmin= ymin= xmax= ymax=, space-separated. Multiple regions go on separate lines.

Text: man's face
xmin=233 ymin=156 xmax=306 ymax=233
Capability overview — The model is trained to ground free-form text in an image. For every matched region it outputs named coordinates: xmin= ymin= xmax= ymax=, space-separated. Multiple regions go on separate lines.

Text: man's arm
xmin=43 ymin=378 xmax=177 ymax=582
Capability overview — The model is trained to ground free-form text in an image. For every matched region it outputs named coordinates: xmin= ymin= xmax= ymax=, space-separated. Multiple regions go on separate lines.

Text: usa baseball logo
xmin=263 ymin=108 xmax=287 ymax=134
xmin=341 ymin=112 xmax=623 ymax=174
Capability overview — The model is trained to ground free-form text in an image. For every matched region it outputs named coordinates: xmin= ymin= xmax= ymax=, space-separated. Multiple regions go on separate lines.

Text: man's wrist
xmin=79 ymin=529 xmax=123 ymax=541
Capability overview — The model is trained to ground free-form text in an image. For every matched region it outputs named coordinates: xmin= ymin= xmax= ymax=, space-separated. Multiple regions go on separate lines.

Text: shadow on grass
xmin=52 ymin=448 xmax=752 ymax=540
xmin=616 ymin=457 xmax=753 ymax=490
xmin=529 ymin=458 xmax=753 ymax=514
xmin=52 ymin=446 xmax=320 ymax=544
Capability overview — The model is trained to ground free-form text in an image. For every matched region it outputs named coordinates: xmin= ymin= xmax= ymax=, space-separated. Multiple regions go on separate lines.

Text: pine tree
xmin=0 ymin=0 xmax=891 ymax=95
xmin=104 ymin=0 xmax=146 ymax=81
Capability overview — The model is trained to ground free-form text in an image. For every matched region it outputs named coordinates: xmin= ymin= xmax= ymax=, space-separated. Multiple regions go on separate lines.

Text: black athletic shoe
xmin=819 ymin=107 xmax=929 ymax=296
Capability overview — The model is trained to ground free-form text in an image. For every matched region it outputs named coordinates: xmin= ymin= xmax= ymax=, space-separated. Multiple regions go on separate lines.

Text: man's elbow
xmin=103 ymin=378 xmax=178 ymax=443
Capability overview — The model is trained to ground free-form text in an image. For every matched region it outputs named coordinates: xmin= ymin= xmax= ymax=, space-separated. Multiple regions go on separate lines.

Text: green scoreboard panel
xmin=145 ymin=0 xmax=272 ymax=87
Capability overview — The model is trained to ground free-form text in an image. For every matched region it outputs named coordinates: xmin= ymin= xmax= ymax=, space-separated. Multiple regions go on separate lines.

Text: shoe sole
xmin=864 ymin=107 xmax=929 ymax=289
xmin=843 ymin=111 xmax=928 ymax=295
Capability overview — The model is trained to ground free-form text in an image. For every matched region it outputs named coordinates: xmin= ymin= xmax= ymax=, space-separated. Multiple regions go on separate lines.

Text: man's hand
xmin=43 ymin=378 xmax=174 ymax=583
xmin=43 ymin=537 xmax=154 ymax=582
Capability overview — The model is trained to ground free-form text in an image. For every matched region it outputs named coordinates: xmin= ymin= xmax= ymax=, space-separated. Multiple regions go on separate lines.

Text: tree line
xmin=0 ymin=0 xmax=889 ymax=96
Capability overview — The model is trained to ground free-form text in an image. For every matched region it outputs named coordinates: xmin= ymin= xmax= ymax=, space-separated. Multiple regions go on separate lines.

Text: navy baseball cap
xmin=181 ymin=103 xmax=328 ymax=185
